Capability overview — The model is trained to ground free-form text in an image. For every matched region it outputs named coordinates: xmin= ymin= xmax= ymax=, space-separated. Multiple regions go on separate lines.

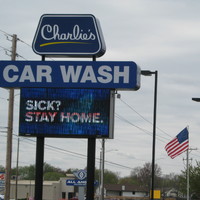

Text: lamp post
xmin=191 ymin=97 xmax=200 ymax=200
xmin=100 ymin=139 xmax=118 ymax=200
xmin=141 ymin=70 xmax=158 ymax=200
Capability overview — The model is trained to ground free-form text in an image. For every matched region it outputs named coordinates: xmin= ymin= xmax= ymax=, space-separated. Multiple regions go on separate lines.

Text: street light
xmin=191 ymin=97 xmax=200 ymax=200
xmin=141 ymin=70 xmax=158 ymax=200
xmin=192 ymin=98 xmax=200 ymax=102
xmin=100 ymin=139 xmax=118 ymax=200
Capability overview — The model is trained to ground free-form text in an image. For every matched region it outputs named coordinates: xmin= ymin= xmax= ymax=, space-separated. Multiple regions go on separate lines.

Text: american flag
xmin=165 ymin=127 xmax=189 ymax=159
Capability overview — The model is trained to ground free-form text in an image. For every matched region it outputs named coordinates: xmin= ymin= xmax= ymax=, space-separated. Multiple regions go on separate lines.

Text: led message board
xmin=19 ymin=88 xmax=114 ymax=138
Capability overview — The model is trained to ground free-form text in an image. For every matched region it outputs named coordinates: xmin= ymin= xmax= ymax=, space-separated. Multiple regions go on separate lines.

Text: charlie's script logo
xmin=40 ymin=24 xmax=96 ymax=47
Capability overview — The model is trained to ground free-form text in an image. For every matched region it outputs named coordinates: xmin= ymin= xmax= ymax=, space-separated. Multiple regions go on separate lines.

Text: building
xmin=9 ymin=174 xmax=77 ymax=200
xmin=102 ymin=184 xmax=149 ymax=199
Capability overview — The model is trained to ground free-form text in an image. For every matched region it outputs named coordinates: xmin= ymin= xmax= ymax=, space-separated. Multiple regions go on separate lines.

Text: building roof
xmin=104 ymin=184 xmax=148 ymax=192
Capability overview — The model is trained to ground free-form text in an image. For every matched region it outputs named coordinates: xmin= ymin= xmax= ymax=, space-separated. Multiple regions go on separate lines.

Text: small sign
xmin=73 ymin=170 xmax=87 ymax=180
xmin=0 ymin=173 xmax=5 ymax=190
xmin=32 ymin=14 xmax=106 ymax=57
xmin=66 ymin=179 xmax=98 ymax=187
xmin=150 ymin=190 xmax=161 ymax=199
xmin=0 ymin=173 xmax=5 ymax=180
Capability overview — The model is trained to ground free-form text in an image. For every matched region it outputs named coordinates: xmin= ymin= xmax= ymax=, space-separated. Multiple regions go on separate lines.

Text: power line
xmin=115 ymin=112 xmax=167 ymax=144
xmin=8 ymin=133 xmax=135 ymax=171
xmin=115 ymin=113 xmax=152 ymax=136
xmin=119 ymin=97 xmax=173 ymax=140
xmin=0 ymin=29 xmax=12 ymax=37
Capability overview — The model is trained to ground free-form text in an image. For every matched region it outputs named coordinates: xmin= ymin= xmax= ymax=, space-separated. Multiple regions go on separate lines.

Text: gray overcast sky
xmin=1 ymin=0 xmax=200 ymax=177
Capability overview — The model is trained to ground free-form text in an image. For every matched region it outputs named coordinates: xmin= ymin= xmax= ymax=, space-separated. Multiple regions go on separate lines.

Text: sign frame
xmin=19 ymin=88 xmax=115 ymax=139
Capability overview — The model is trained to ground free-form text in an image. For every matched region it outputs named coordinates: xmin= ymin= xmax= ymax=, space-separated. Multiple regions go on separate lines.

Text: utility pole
xmin=186 ymin=150 xmax=189 ymax=200
xmin=184 ymin=148 xmax=197 ymax=200
xmin=100 ymin=139 xmax=105 ymax=200
xmin=5 ymin=34 xmax=17 ymax=200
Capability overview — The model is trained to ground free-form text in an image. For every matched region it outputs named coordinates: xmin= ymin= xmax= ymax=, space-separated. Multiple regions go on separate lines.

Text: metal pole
xmin=15 ymin=138 xmax=20 ymax=200
xmin=186 ymin=149 xmax=189 ymax=200
xmin=86 ymin=138 xmax=96 ymax=200
xmin=34 ymin=55 xmax=46 ymax=200
xmin=34 ymin=137 xmax=45 ymax=200
xmin=5 ymin=34 xmax=17 ymax=200
xmin=86 ymin=55 xmax=97 ymax=200
xmin=101 ymin=139 xmax=105 ymax=200
xmin=151 ymin=71 xmax=158 ymax=200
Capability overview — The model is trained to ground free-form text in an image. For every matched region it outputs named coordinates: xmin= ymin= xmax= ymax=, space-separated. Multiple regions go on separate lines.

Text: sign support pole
xmin=34 ymin=55 xmax=45 ymax=200
xmin=34 ymin=137 xmax=44 ymax=200
xmin=86 ymin=55 xmax=97 ymax=200
xmin=86 ymin=138 xmax=96 ymax=200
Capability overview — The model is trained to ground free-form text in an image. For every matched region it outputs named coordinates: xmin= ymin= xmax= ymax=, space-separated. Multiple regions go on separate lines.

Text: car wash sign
xmin=0 ymin=61 xmax=140 ymax=90
xmin=32 ymin=14 xmax=106 ymax=57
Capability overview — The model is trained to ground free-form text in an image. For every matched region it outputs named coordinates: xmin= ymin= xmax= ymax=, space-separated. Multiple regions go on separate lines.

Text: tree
xmin=95 ymin=168 xmax=119 ymax=184
xmin=44 ymin=171 xmax=65 ymax=181
xmin=12 ymin=163 xmax=66 ymax=180
xmin=104 ymin=169 xmax=119 ymax=184
xmin=130 ymin=162 xmax=162 ymax=190
xmin=66 ymin=168 xmax=79 ymax=174
xmin=0 ymin=165 xmax=5 ymax=172
xmin=17 ymin=164 xmax=35 ymax=180
xmin=118 ymin=176 xmax=138 ymax=185
xmin=161 ymin=173 xmax=180 ymax=196
xmin=178 ymin=161 xmax=200 ymax=198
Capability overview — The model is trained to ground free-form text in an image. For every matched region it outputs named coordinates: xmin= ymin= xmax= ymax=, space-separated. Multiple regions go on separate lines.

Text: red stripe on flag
xmin=170 ymin=141 xmax=189 ymax=159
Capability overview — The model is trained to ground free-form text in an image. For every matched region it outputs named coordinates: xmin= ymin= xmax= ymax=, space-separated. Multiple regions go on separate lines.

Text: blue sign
xmin=73 ymin=170 xmax=87 ymax=180
xmin=19 ymin=88 xmax=115 ymax=138
xmin=66 ymin=179 xmax=98 ymax=187
xmin=32 ymin=14 xmax=106 ymax=57
xmin=0 ymin=61 xmax=140 ymax=90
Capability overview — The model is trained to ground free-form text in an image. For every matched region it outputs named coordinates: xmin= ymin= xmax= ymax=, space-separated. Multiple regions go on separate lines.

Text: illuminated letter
xmin=25 ymin=112 xmax=34 ymax=122
xmin=97 ymin=65 xmax=112 ymax=83
xmin=37 ymin=100 xmax=47 ymax=110
xmin=46 ymin=100 xmax=56 ymax=111
xmin=26 ymin=100 xmax=34 ymax=110
xmin=80 ymin=66 xmax=97 ymax=83
xmin=60 ymin=65 xmax=82 ymax=82
xmin=48 ymin=112 xmax=58 ymax=122
xmin=71 ymin=112 xmax=80 ymax=122
xmin=39 ymin=112 xmax=49 ymax=122
xmin=3 ymin=65 xmax=19 ymax=82
xmin=37 ymin=65 xmax=52 ymax=82
xmin=19 ymin=65 xmax=35 ymax=82
xmin=114 ymin=66 xmax=129 ymax=83
xmin=93 ymin=113 xmax=101 ymax=123
xmin=60 ymin=112 xmax=70 ymax=122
